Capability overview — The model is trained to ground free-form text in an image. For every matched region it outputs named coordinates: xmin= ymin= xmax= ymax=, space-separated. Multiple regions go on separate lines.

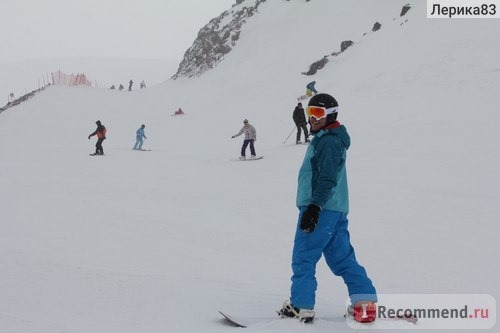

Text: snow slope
xmin=0 ymin=57 xmax=178 ymax=106
xmin=1 ymin=1 xmax=499 ymax=332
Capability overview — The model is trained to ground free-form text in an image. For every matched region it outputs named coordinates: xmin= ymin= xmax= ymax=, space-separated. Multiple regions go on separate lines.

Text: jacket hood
xmin=331 ymin=125 xmax=350 ymax=150
xmin=317 ymin=124 xmax=350 ymax=150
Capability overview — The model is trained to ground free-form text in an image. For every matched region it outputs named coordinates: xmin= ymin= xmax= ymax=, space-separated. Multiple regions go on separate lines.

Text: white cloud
xmin=0 ymin=0 xmax=235 ymax=62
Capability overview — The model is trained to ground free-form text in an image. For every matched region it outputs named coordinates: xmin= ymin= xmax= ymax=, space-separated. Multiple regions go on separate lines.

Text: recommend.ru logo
xmin=346 ymin=294 xmax=496 ymax=329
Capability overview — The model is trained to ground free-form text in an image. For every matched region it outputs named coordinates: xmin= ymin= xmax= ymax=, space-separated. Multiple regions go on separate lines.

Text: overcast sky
xmin=0 ymin=0 xmax=236 ymax=63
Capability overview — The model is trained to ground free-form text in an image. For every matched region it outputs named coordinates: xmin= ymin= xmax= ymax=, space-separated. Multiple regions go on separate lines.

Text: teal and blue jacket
xmin=296 ymin=122 xmax=350 ymax=213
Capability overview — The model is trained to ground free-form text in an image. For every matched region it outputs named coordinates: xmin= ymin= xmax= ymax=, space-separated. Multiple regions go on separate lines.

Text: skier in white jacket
xmin=231 ymin=119 xmax=257 ymax=159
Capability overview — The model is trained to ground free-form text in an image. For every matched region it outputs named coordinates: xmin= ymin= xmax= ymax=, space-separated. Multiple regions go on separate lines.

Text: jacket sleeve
xmin=233 ymin=127 xmax=244 ymax=137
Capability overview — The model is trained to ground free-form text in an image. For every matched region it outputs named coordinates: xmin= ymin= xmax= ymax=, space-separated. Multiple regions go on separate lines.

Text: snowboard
xmin=219 ymin=311 xmax=249 ymax=327
xmin=219 ymin=309 xmax=417 ymax=328
xmin=219 ymin=310 xmax=340 ymax=328
xmin=230 ymin=156 xmax=263 ymax=161
xmin=133 ymin=148 xmax=151 ymax=151
xmin=89 ymin=153 xmax=104 ymax=156
xmin=218 ymin=311 xmax=290 ymax=328
xmin=297 ymin=94 xmax=313 ymax=101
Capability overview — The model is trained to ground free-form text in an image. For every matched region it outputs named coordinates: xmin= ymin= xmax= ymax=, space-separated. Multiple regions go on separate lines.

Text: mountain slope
xmin=0 ymin=1 xmax=499 ymax=332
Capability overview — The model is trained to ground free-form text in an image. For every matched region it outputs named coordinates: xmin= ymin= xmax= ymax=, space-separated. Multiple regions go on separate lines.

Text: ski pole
xmin=283 ymin=125 xmax=296 ymax=144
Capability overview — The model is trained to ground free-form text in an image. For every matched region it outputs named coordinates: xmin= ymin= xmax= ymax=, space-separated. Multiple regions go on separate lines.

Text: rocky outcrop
xmin=340 ymin=40 xmax=354 ymax=52
xmin=303 ymin=4 xmax=412 ymax=76
xmin=301 ymin=40 xmax=354 ymax=76
xmin=372 ymin=22 xmax=382 ymax=32
xmin=400 ymin=4 xmax=411 ymax=16
xmin=172 ymin=0 xmax=267 ymax=79
xmin=173 ymin=1 xmax=412 ymax=79
xmin=302 ymin=57 xmax=329 ymax=76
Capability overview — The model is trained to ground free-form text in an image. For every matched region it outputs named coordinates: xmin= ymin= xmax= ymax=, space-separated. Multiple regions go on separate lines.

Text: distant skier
xmin=231 ymin=119 xmax=257 ymax=160
xmin=306 ymin=81 xmax=318 ymax=95
xmin=88 ymin=120 xmax=107 ymax=155
xmin=174 ymin=108 xmax=184 ymax=115
xmin=140 ymin=80 xmax=146 ymax=89
xmin=297 ymin=81 xmax=319 ymax=101
xmin=133 ymin=124 xmax=147 ymax=150
xmin=128 ymin=80 xmax=133 ymax=91
xmin=293 ymin=102 xmax=310 ymax=144
xmin=119 ymin=84 xmax=124 ymax=91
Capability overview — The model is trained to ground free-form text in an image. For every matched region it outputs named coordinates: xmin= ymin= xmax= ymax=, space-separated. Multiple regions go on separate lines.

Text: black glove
xmin=88 ymin=135 xmax=91 ymax=139
xmin=300 ymin=204 xmax=321 ymax=233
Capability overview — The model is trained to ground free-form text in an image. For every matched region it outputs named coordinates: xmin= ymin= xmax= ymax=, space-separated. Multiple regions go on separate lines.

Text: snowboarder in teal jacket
xmin=278 ymin=93 xmax=377 ymax=324
xmin=306 ymin=81 xmax=318 ymax=94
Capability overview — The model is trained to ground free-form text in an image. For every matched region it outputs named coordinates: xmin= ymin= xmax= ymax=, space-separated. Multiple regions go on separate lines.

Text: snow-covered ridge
xmin=301 ymin=4 xmax=412 ymax=76
xmin=173 ymin=1 xmax=412 ymax=79
xmin=172 ymin=0 xmax=266 ymax=78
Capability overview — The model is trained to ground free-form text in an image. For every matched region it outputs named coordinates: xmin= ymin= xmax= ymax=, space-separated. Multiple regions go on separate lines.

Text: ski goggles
xmin=306 ymin=106 xmax=339 ymax=120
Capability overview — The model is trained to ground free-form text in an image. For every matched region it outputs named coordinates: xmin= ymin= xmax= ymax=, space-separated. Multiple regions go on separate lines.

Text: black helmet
xmin=308 ymin=93 xmax=339 ymax=125
xmin=308 ymin=93 xmax=338 ymax=109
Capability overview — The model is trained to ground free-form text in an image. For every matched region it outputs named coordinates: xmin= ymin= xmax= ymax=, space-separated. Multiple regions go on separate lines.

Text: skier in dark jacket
xmin=293 ymin=102 xmax=310 ymax=144
xmin=88 ymin=120 xmax=107 ymax=155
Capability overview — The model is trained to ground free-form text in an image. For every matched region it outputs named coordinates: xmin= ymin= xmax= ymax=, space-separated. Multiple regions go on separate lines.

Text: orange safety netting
xmin=51 ymin=70 xmax=92 ymax=86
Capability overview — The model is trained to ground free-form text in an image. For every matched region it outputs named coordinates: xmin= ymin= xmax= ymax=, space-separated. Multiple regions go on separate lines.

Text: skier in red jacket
xmin=88 ymin=120 xmax=107 ymax=155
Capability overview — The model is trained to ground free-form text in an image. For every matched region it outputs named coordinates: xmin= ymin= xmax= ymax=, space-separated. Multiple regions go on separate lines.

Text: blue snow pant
xmin=290 ymin=208 xmax=377 ymax=309
xmin=134 ymin=136 xmax=144 ymax=150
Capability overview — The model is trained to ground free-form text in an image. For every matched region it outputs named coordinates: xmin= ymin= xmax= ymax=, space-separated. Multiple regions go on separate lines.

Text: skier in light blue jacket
xmin=278 ymin=93 xmax=377 ymax=324
xmin=133 ymin=124 xmax=147 ymax=150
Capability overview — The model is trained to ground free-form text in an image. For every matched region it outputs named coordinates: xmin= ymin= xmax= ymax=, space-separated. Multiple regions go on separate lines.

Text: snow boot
xmin=277 ymin=300 xmax=315 ymax=323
